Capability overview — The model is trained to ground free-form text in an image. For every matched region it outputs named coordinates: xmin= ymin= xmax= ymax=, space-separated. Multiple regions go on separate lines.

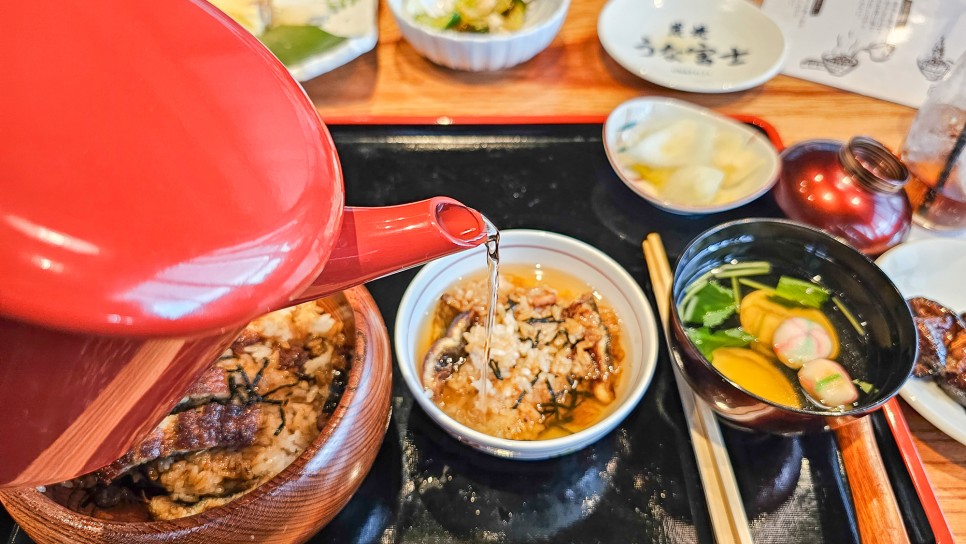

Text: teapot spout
xmin=293 ymin=197 xmax=489 ymax=302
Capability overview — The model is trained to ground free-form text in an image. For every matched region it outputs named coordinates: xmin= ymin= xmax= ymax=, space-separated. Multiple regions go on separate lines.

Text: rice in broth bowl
xmin=420 ymin=265 xmax=625 ymax=440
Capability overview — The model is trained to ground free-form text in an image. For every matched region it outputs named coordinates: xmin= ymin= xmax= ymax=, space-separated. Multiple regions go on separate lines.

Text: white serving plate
xmin=603 ymin=97 xmax=780 ymax=215
xmin=876 ymin=238 xmax=966 ymax=447
xmin=395 ymin=230 xmax=659 ymax=459
xmin=286 ymin=29 xmax=378 ymax=81
xmin=597 ymin=0 xmax=786 ymax=93
xmin=283 ymin=0 xmax=378 ymax=81
xmin=214 ymin=0 xmax=378 ymax=81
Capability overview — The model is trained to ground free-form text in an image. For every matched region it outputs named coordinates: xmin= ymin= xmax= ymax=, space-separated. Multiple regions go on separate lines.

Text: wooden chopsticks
xmin=643 ymin=233 xmax=753 ymax=544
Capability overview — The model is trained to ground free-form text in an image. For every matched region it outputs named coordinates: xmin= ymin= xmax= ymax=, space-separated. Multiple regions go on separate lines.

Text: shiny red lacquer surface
xmin=0 ymin=320 xmax=239 ymax=487
xmin=774 ymin=141 xmax=911 ymax=256
xmin=0 ymin=1 xmax=489 ymax=487
xmin=2 ymin=1 xmax=342 ymax=336
xmin=0 ymin=197 xmax=486 ymax=488
xmin=299 ymin=200 xmax=488 ymax=300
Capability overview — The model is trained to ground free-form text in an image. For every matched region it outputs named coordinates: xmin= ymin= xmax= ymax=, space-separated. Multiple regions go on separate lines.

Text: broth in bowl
xmin=419 ymin=265 xmax=625 ymax=441
xmin=669 ymin=219 xmax=917 ymax=434
xmin=396 ymin=229 xmax=658 ymax=459
xmin=679 ymin=262 xmax=874 ymax=412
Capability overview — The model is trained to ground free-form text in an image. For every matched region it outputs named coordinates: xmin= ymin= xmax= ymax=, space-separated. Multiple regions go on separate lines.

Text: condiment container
xmin=901 ymin=50 xmax=966 ymax=231
xmin=774 ymin=136 xmax=911 ymax=256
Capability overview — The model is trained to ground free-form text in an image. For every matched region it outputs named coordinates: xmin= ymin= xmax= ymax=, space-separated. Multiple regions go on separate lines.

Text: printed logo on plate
xmin=634 ymin=22 xmax=749 ymax=77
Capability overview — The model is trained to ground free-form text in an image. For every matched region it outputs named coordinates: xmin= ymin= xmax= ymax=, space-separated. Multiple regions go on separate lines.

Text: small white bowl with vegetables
xmin=387 ymin=0 xmax=570 ymax=71
xmin=604 ymin=97 xmax=780 ymax=215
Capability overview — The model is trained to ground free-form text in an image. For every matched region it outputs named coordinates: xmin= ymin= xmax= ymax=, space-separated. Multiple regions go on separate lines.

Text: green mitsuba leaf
xmin=773 ymin=276 xmax=829 ymax=309
xmin=685 ymin=327 xmax=755 ymax=359
xmin=682 ymin=281 xmax=737 ymax=327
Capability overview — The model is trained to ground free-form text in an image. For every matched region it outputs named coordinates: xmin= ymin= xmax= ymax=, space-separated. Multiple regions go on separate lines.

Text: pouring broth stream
xmin=480 ymin=219 xmax=500 ymax=420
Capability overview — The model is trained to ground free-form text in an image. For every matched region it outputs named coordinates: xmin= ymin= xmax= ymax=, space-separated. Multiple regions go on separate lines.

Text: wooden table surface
xmin=304 ymin=0 xmax=965 ymax=540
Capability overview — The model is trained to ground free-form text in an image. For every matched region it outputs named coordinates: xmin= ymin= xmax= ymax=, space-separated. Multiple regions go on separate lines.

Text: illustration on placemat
xmin=800 ymin=33 xmax=895 ymax=77
xmin=917 ymin=36 xmax=954 ymax=81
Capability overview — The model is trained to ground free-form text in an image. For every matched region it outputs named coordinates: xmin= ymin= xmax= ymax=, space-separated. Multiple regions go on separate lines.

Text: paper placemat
xmin=761 ymin=0 xmax=966 ymax=107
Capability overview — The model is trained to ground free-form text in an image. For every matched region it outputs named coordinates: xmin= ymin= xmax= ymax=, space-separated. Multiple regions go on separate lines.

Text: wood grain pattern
xmin=835 ymin=417 xmax=910 ymax=544
xmin=0 ymin=286 xmax=392 ymax=544
xmin=898 ymin=400 xmax=966 ymax=541
xmin=305 ymin=0 xmax=916 ymax=149
xmin=306 ymin=1 xmax=963 ymax=539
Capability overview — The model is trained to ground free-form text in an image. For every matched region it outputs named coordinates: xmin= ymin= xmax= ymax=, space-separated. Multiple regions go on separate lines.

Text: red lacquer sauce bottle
xmin=774 ymin=136 xmax=912 ymax=256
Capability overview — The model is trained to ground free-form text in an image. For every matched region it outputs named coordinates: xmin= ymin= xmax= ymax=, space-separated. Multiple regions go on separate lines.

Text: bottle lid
xmin=839 ymin=137 xmax=910 ymax=194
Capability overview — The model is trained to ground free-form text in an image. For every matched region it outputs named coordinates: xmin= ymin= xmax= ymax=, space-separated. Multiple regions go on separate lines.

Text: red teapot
xmin=0 ymin=1 xmax=488 ymax=486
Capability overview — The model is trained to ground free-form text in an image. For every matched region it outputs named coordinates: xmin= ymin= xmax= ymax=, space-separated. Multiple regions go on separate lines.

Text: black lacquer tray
xmin=1 ymin=121 xmax=937 ymax=544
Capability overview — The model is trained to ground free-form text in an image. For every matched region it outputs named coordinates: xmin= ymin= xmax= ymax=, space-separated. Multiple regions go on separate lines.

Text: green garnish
xmin=681 ymin=281 xmax=736 ymax=327
xmin=680 ymin=278 xmax=710 ymax=310
xmin=712 ymin=262 xmax=771 ymax=278
xmin=685 ymin=327 xmax=755 ymax=359
xmin=815 ymin=373 xmax=844 ymax=392
xmin=260 ymin=25 xmax=346 ymax=66
xmin=680 ymin=262 xmax=771 ymax=311
xmin=773 ymin=276 xmax=830 ymax=308
xmin=503 ymin=0 xmax=526 ymax=30
xmin=415 ymin=12 xmax=462 ymax=30
xmin=738 ymin=278 xmax=776 ymax=294
xmin=834 ymin=296 xmax=866 ymax=336
xmin=731 ymin=276 xmax=741 ymax=311
xmin=853 ymin=379 xmax=877 ymax=395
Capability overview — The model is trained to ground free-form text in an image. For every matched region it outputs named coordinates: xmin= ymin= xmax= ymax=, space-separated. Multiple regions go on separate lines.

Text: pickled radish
xmin=616 ymin=116 xmax=769 ymax=207
xmin=712 ymin=132 xmax=766 ymax=190
xmin=798 ymin=359 xmax=859 ymax=409
xmin=625 ymin=119 xmax=713 ymax=168
xmin=661 ymin=165 xmax=725 ymax=205
xmin=772 ymin=316 xmax=834 ymax=369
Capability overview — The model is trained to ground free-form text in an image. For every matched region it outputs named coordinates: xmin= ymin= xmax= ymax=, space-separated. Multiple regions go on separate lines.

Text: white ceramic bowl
xmin=395 ymin=230 xmax=659 ymax=459
xmin=603 ymin=97 xmax=780 ymax=215
xmin=598 ymin=0 xmax=786 ymax=93
xmin=876 ymin=238 xmax=966 ymax=447
xmin=386 ymin=0 xmax=569 ymax=71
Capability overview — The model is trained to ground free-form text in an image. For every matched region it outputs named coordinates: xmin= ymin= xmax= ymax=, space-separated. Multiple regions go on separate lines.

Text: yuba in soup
xmin=678 ymin=261 xmax=875 ymax=411
xmin=420 ymin=266 xmax=625 ymax=440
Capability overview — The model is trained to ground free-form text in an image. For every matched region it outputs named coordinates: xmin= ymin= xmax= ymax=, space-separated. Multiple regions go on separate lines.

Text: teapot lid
xmin=1 ymin=1 xmax=343 ymax=336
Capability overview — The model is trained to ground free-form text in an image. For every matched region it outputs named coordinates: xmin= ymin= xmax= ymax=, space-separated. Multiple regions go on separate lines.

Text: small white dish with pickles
xmin=603 ymin=97 xmax=780 ymax=215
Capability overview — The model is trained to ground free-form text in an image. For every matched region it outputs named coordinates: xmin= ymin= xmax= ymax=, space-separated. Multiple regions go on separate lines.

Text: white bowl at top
xmin=603 ymin=97 xmax=780 ymax=215
xmin=386 ymin=0 xmax=569 ymax=71
xmin=395 ymin=229 xmax=659 ymax=459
